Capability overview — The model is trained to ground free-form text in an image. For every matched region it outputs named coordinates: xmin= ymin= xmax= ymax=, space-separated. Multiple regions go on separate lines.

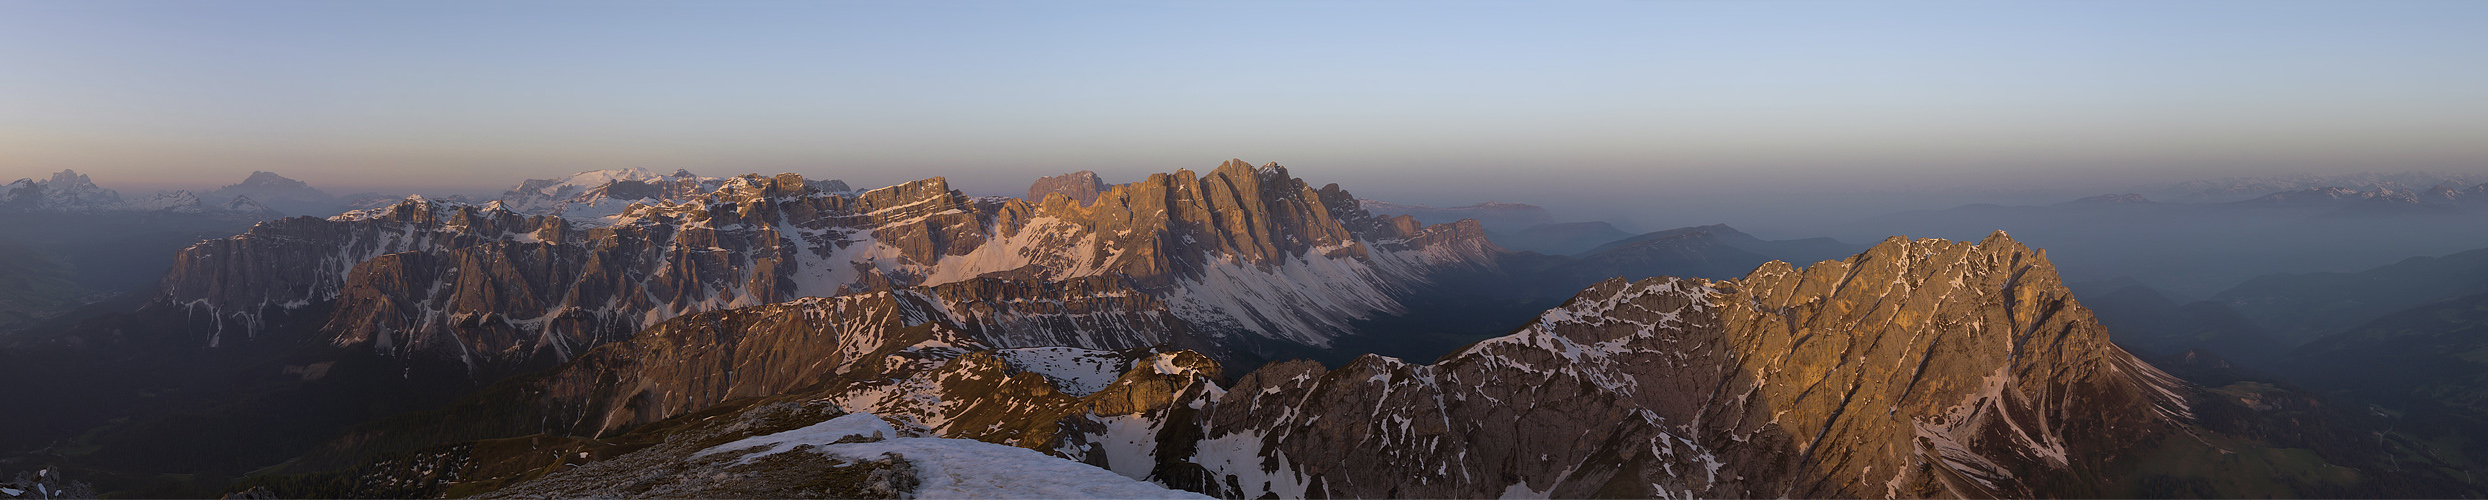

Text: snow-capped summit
xmin=494 ymin=168 xmax=726 ymax=225
xmin=1 ymin=170 xmax=279 ymax=217
xmin=222 ymin=195 xmax=280 ymax=217
xmin=2 ymin=169 xmax=124 ymax=212
xmin=122 ymin=190 xmax=204 ymax=212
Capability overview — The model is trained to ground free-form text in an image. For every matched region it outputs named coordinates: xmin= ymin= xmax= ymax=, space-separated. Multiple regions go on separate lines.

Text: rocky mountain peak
xmin=231 ymin=171 xmax=313 ymax=190
xmin=1026 ymin=171 xmax=1108 ymax=207
xmin=8 ymin=169 xmax=124 ymax=211
xmin=858 ymin=176 xmax=963 ymax=214
xmin=207 ymin=171 xmax=336 ymax=215
xmin=122 ymin=190 xmax=204 ymax=212
xmin=220 ymin=195 xmax=275 ymax=216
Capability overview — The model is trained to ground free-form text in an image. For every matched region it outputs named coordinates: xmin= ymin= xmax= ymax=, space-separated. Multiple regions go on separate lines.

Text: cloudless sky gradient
xmin=4 ymin=1 xmax=2486 ymax=217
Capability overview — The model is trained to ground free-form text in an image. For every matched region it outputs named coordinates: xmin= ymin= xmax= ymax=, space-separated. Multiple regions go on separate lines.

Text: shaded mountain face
xmin=2211 ymin=248 xmax=2488 ymax=345
xmin=2084 ymin=285 xmax=2286 ymax=365
xmin=1557 ymin=226 xmax=1773 ymax=281
xmin=2288 ymin=290 xmax=2488 ymax=420
xmin=1580 ymin=223 xmax=1864 ymax=264
xmin=2279 ymin=291 xmax=2488 ymax=484
xmin=1489 ymin=221 xmax=1633 ymax=255
xmin=307 ymin=233 xmax=2317 ymax=499
xmin=0 ymin=171 xmax=280 ymax=335
xmin=205 ymin=171 xmax=338 ymax=217
xmin=1358 ymin=199 xmax=1553 ymax=233
xmin=1503 ymin=224 xmax=1870 ymax=295
xmin=0 ymin=238 xmax=81 ymax=333
xmin=157 ymin=160 xmax=1498 ymax=376
xmin=1302 ymin=223 xmax=1868 ymax=367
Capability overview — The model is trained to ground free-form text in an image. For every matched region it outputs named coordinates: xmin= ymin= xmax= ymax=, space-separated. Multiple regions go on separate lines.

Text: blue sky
xmin=3 ymin=1 xmax=2484 ymax=204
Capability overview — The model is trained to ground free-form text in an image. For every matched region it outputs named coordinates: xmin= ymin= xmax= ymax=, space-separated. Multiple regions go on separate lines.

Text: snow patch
xmin=992 ymin=347 xmax=1130 ymax=397
xmin=816 ymin=434 xmax=1210 ymax=499
xmin=697 ymin=413 xmax=899 ymax=463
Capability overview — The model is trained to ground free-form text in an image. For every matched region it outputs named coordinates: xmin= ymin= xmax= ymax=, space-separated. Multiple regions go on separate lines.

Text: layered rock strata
xmin=160 ymin=161 xmax=1499 ymax=371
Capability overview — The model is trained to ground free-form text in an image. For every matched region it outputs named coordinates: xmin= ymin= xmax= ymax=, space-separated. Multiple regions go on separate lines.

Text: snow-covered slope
xmin=705 ymin=414 xmax=1209 ymax=499
xmin=992 ymin=347 xmax=1135 ymax=397
xmin=493 ymin=168 xmax=721 ymax=226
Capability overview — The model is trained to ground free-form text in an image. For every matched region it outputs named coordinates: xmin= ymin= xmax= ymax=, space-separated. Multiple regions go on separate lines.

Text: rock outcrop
xmin=1027 ymin=171 xmax=1109 ymax=207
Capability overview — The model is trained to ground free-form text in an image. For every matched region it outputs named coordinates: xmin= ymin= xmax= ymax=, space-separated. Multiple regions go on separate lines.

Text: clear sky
xmin=4 ymin=1 xmax=2485 ymax=208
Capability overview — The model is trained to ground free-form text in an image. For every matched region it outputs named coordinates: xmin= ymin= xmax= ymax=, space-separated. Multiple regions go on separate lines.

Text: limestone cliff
xmin=1026 ymin=170 xmax=1108 ymax=207
xmin=159 ymin=161 xmax=1500 ymax=374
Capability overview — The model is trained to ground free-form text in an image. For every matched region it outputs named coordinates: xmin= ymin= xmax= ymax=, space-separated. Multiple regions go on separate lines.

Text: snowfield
xmin=713 ymin=413 xmax=1210 ymax=499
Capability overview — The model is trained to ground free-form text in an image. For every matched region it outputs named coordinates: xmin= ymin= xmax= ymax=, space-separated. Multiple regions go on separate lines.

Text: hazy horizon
xmin=6 ymin=1 xmax=2486 ymax=208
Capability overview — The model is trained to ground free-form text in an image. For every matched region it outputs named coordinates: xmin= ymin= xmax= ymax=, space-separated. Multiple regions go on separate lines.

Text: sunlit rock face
xmin=1160 ymin=233 xmax=2188 ymax=499
xmin=1027 ymin=170 xmax=1109 ymax=207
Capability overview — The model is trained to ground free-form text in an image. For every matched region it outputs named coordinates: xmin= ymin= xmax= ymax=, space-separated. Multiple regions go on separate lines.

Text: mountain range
xmin=4 ymin=170 xmax=278 ymax=217
xmin=3 ymin=162 xmax=2485 ymax=498
xmin=1843 ymin=184 xmax=2488 ymax=299
xmin=2144 ymin=172 xmax=2488 ymax=203
xmin=244 ymin=231 xmax=2464 ymax=498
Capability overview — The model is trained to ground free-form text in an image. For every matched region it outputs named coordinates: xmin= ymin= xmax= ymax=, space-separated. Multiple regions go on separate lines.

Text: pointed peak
xmin=1979 ymin=230 xmax=2021 ymax=247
